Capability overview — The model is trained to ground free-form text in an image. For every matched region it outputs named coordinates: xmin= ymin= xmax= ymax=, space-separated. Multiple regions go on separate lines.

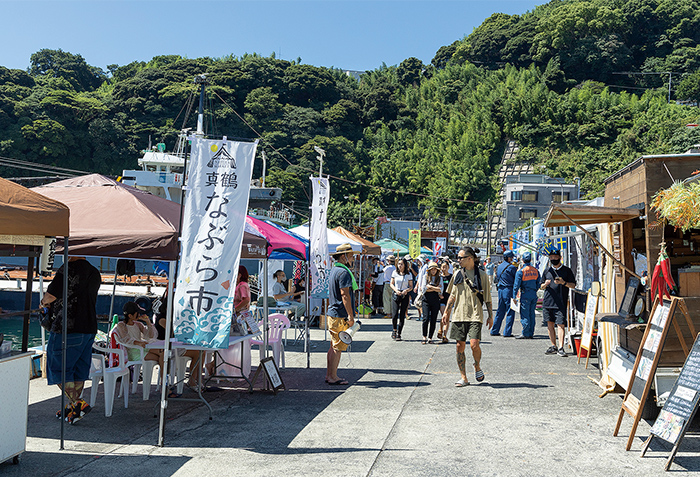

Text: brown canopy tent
xmin=332 ymin=226 xmax=381 ymax=256
xmin=32 ymin=174 xmax=267 ymax=260
xmin=0 ymin=176 xmax=72 ymax=449
xmin=32 ymin=174 xmax=183 ymax=260
xmin=0 ymin=177 xmax=70 ymax=237
xmin=0 ymin=176 xmax=70 ymax=351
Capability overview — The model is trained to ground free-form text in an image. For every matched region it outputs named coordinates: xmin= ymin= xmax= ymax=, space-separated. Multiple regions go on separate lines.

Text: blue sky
xmin=1 ymin=0 xmax=542 ymax=72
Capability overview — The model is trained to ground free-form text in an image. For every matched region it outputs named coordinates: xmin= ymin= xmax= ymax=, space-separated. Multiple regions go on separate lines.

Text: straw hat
xmin=427 ymin=261 xmax=439 ymax=270
xmin=334 ymin=243 xmax=359 ymax=255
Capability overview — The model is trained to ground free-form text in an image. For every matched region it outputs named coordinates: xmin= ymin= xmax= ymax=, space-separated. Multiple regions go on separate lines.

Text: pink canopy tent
xmin=246 ymin=216 xmax=307 ymax=260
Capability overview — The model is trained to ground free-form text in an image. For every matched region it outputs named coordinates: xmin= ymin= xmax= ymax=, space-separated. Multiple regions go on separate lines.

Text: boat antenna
xmin=194 ymin=74 xmax=209 ymax=136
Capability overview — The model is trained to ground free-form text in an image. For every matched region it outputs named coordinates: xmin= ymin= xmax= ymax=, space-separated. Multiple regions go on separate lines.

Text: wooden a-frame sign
xmin=248 ymin=356 xmax=285 ymax=394
xmin=641 ymin=333 xmax=700 ymax=471
xmin=613 ymin=297 xmax=696 ymax=451
xmin=578 ymin=292 xmax=598 ymax=369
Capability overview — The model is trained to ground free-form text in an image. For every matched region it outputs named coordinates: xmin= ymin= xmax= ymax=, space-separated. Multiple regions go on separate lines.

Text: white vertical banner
xmin=434 ymin=237 xmax=446 ymax=257
xmin=174 ymin=137 xmax=259 ymax=348
xmin=309 ymin=177 xmax=330 ymax=298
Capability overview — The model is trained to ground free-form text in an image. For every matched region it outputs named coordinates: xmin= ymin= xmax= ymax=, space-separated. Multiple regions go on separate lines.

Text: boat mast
xmin=194 ymin=74 xmax=208 ymax=136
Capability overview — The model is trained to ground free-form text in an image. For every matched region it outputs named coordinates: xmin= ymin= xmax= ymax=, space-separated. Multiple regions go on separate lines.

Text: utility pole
xmin=486 ymin=199 xmax=492 ymax=256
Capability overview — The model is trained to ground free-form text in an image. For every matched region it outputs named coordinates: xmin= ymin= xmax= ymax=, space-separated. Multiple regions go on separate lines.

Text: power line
xmin=0 ymin=155 xmax=90 ymax=176
xmin=210 ymin=90 xmax=488 ymax=207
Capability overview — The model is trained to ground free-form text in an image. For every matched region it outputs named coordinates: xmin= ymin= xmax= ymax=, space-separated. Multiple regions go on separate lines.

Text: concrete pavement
xmin=2 ymin=300 xmax=699 ymax=476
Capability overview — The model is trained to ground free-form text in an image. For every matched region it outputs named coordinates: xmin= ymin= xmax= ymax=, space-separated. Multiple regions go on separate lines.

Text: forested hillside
xmin=2 ymin=0 xmax=700 ymax=228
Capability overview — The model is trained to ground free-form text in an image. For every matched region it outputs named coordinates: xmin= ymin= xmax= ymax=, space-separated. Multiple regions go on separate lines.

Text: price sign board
xmin=642 ymin=333 xmax=700 ymax=470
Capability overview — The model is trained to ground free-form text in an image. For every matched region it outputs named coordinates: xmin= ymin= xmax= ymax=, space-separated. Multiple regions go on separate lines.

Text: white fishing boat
xmin=120 ymin=74 xmax=290 ymax=223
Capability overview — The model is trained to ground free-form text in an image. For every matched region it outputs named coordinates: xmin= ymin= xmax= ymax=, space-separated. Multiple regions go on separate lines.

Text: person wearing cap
xmin=419 ymin=261 xmax=443 ymax=344
xmin=513 ymin=251 xmax=540 ymax=339
xmin=492 ymin=250 xmax=518 ymax=337
xmin=382 ymin=255 xmax=396 ymax=318
xmin=326 ymin=243 xmax=358 ymax=385
xmin=484 ymin=256 xmax=495 ymax=285
xmin=370 ymin=257 xmax=385 ymax=316
xmin=40 ymin=256 xmax=101 ymax=424
xmin=443 ymin=247 xmax=493 ymax=386
xmin=540 ymin=248 xmax=576 ymax=357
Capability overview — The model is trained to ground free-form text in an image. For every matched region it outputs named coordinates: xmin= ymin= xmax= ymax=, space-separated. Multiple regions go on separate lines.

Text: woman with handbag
xmin=390 ymin=258 xmax=413 ymax=341
xmin=420 ymin=261 xmax=444 ymax=344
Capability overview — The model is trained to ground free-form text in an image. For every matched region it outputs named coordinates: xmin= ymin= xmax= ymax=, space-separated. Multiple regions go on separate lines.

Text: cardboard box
xmin=678 ymin=271 xmax=700 ymax=296
xmin=319 ymin=315 xmax=327 ymax=330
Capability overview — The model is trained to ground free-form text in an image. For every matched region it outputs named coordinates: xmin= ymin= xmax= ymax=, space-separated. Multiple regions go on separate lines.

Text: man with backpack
xmin=442 ymin=247 xmax=493 ymax=387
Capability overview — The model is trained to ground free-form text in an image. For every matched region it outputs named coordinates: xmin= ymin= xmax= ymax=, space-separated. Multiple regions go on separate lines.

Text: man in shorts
xmin=40 ymin=256 xmax=101 ymax=423
xmin=325 ymin=243 xmax=358 ymax=385
xmin=442 ymin=247 xmax=493 ymax=387
xmin=540 ymin=248 xmax=576 ymax=357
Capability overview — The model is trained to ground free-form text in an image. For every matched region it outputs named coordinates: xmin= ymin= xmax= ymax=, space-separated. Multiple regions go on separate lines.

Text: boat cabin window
xmin=171 ymin=166 xmax=184 ymax=174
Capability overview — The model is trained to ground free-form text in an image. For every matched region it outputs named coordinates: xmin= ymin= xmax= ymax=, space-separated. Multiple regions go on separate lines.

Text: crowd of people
xmin=352 ymin=245 xmax=575 ymax=386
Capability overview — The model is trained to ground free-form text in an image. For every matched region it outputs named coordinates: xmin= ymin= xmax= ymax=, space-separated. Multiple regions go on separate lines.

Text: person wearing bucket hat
xmin=492 ymin=250 xmax=518 ymax=337
xmin=513 ymin=251 xmax=540 ymax=339
xmin=541 ymin=247 xmax=576 ymax=357
xmin=382 ymin=255 xmax=396 ymax=318
xmin=419 ymin=261 xmax=443 ymax=344
xmin=325 ymin=243 xmax=359 ymax=385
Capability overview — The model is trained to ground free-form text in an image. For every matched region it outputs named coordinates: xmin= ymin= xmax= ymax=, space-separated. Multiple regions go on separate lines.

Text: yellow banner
xmin=409 ymin=229 xmax=421 ymax=259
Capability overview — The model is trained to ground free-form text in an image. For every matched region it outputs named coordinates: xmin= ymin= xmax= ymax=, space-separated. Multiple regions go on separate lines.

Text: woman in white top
xmin=390 ymin=258 xmax=413 ymax=341
xmin=113 ymin=301 xmax=158 ymax=362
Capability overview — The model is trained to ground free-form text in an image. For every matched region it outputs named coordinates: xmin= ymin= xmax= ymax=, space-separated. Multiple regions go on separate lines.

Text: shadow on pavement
xmin=482 ymin=382 xmax=551 ymax=389
xmin=0 ymin=450 xmax=190 ymax=477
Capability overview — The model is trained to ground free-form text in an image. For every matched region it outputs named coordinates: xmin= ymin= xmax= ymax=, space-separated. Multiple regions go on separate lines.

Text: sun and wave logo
xmin=207 ymin=143 xmax=237 ymax=169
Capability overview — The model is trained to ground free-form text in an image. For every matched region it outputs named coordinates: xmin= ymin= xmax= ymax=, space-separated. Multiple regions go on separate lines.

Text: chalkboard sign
xmin=614 ymin=298 xmax=687 ymax=451
xmin=248 ymin=356 xmax=285 ymax=394
xmin=578 ymin=292 xmax=598 ymax=368
xmin=641 ymin=333 xmax=700 ymax=470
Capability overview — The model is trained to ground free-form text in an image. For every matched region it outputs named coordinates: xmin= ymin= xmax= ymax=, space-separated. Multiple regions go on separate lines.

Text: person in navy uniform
xmin=540 ymin=248 xmax=576 ymax=357
xmin=513 ymin=251 xmax=540 ymax=339
xmin=491 ymin=250 xmax=518 ymax=337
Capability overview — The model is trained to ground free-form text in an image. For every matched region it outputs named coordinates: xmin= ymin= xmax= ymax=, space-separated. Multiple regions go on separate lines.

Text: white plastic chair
xmin=110 ymin=328 xmax=146 ymax=395
xmin=250 ymin=313 xmax=290 ymax=368
xmin=90 ymin=343 xmax=129 ymax=417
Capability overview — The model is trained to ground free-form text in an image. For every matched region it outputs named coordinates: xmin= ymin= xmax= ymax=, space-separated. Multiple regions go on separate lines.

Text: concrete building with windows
xmin=504 ymin=174 xmax=579 ymax=234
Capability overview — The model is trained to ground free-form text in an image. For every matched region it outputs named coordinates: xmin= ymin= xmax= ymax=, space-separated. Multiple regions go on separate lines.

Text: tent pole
xmin=305 ymin=258 xmax=310 ymax=368
xmin=59 ymin=237 xmax=69 ymax=450
xmin=157 ymin=261 xmax=175 ymax=447
xmin=108 ymin=260 xmax=118 ymax=323
xmin=40 ymin=275 xmax=45 ymax=353
xmin=263 ymin=258 xmax=269 ymax=361
xmin=21 ymin=255 xmax=34 ymax=352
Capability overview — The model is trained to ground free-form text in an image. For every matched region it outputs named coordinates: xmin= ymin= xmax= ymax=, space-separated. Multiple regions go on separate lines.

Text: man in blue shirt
xmin=513 ymin=251 xmax=540 ymax=339
xmin=491 ymin=250 xmax=518 ymax=337
xmin=326 ymin=243 xmax=358 ymax=385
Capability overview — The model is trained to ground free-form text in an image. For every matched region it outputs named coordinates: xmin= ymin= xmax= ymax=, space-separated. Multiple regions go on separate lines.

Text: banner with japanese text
xmin=434 ymin=236 xmax=446 ymax=257
xmin=309 ymin=177 xmax=330 ymax=298
xmin=409 ymin=229 xmax=421 ymax=259
xmin=174 ymin=137 xmax=258 ymax=348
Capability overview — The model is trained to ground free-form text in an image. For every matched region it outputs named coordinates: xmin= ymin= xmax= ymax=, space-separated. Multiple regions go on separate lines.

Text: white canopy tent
xmin=289 ymin=225 xmax=363 ymax=253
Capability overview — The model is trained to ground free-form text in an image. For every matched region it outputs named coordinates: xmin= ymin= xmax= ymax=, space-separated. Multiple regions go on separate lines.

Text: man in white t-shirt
xmin=382 ymin=255 xmax=396 ymax=318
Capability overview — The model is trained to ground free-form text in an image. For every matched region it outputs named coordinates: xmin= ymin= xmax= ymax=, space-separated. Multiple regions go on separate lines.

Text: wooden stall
xmin=602 ymin=153 xmax=700 ymax=369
